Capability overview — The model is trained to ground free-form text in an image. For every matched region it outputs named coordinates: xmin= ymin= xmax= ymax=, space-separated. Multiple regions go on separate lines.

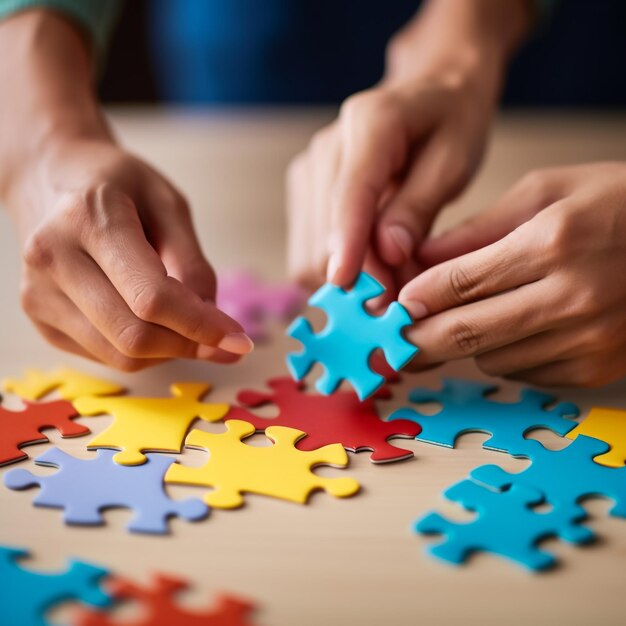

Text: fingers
xmin=141 ymin=182 xmax=217 ymax=302
xmin=376 ymin=125 xmax=471 ymax=267
xmin=404 ymin=279 xmax=563 ymax=369
xmin=399 ymin=223 xmax=542 ymax=319
xmin=327 ymin=90 xmax=429 ymax=287
xmin=420 ymin=167 xmax=569 ymax=266
xmin=78 ymin=194 xmax=252 ymax=355
xmin=504 ymin=353 xmax=623 ymax=389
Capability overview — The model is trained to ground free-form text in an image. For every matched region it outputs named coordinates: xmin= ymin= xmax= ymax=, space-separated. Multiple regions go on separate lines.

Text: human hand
xmin=286 ymin=0 xmax=531 ymax=300
xmin=400 ymin=162 xmax=626 ymax=387
xmin=7 ymin=138 xmax=253 ymax=371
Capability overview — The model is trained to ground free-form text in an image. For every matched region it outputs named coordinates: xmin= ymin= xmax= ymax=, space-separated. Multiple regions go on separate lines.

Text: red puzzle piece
xmin=0 ymin=399 xmax=88 ymax=467
xmin=75 ymin=574 xmax=257 ymax=626
xmin=228 ymin=377 xmax=421 ymax=464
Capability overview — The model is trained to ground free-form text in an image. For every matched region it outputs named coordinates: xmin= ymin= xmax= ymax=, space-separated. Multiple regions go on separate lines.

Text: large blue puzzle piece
xmin=415 ymin=479 xmax=592 ymax=571
xmin=471 ymin=435 xmax=626 ymax=518
xmin=0 ymin=545 xmax=111 ymax=626
xmin=389 ymin=379 xmax=578 ymax=452
xmin=3 ymin=448 xmax=209 ymax=534
xmin=286 ymin=272 xmax=418 ymax=400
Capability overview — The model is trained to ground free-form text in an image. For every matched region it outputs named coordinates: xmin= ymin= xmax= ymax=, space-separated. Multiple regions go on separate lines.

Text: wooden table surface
xmin=1 ymin=109 xmax=625 ymax=626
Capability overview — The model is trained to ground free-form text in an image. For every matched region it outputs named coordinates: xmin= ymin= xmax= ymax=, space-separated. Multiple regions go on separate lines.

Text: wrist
xmin=385 ymin=0 xmax=532 ymax=88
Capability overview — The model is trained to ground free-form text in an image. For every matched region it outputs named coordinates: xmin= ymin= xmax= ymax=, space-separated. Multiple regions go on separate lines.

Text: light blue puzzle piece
xmin=389 ymin=379 xmax=578 ymax=453
xmin=286 ymin=272 xmax=418 ymax=400
xmin=0 ymin=545 xmax=111 ymax=626
xmin=471 ymin=435 xmax=626 ymax=518
xmin=3 ymin=448 xmax=209 ymax=534
xmin=415 ymin=479 xmax=592 ymax=571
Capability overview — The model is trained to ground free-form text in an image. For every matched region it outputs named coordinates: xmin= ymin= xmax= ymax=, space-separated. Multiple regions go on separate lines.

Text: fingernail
xmin=196 ymin=345 xmax=216 ymax=360
xmin=327 ymin=253 xmax=341 ymax=283
xmin=217 ymin=332 xmax=254 ymax=355
xmin=388 ymin=224 xmax=413 ymax=261
xmin=402 ymin=299 xmax=429 ymax=320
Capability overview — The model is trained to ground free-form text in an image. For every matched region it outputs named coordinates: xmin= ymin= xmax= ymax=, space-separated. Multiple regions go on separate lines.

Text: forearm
xmin=385 ymin=0 xmax=533 ymax=86
xmin=0 ymin=9 xmax=113 ymax=202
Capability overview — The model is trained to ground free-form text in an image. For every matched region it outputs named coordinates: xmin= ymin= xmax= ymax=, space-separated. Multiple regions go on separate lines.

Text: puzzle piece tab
xmin=3 ymin=367 xmax=123 ymax=401
xmin=0 ymin=399 xmax=88 ymax=467
xmin=287 ymin=272 xmax=418 ymax=400
xmin=470 ymin=435 xmax=626 ymax=519
xmin=566 ymin=406 xmax=626 ymax=467
xmin=166 ymin=420 xmax=360 ymax=508
xmin=415 ymin=479 xmax=592 ymax=571
xmin=75 ymin=383 xmax=229 ymax=465
xmin=389 ymin=379 xmax=578 ymax=453
xmin=228 ymin=377 xmax=420 ymax=463
xmin=75 ymin=574 xmax=257 ymax=626
xmin=217 ymin=269 xmax=305 ymax=341
xmin=0 ymin=544 xmax=111 ymax=626
xmin=3 ymin=448 xmax=209 ymax=534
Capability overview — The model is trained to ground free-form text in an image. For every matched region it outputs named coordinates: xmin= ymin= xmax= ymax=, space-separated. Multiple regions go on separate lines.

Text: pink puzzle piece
xmin=217 ymin=270 xmax=305 ymax=341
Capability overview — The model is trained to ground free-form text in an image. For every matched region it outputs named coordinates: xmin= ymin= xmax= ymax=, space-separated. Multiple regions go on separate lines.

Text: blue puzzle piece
xmin=389 ymin=379 xmax=578 ymax=452
xmin=470 ymin=435 xmax=626 ymax=519
xmin=415 ymin=479 xmax=592 ymax=571
xmin=286 ymin=272 xmax=418 ymax=400
xmin=3 ymin=448 xmax=209 ymax=534
xmin=0 ymin=544 xmax=111 ymax=626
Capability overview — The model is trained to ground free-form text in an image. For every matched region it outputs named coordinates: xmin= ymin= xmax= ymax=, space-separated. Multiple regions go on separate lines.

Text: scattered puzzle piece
xmin=0 ymin=399 xmax=88 ymax=467
xmin=287 ymin=272 xmax=418 ymax=400
xmin=0 ymin=544 xmax=111 ymax=626
xmin=166 ymin=420 xmax=360 ymax=508
xmin=75 ymin=573 xmax=257 ymax=626
xmin=415 ymin=479 xmax=592 ymax=571
xmin=566 ymin=406 xmax=626 ymax=467
xmin=3 ymin=448 xmax=209 ymax=534
xmin=389 ymin=379 xmax=578 ymax=453
xmin=217 ymin=269 xmax=305 ymax=341
xmin=74 ymin=383 xmax=229 ymax=465
xmin=227 ymin=377 xmax=420 ymax=463
xmin=470 ymin=435 xmax=626 ymax=519
xmin=3 ymin=367 xmax=123 ymax=401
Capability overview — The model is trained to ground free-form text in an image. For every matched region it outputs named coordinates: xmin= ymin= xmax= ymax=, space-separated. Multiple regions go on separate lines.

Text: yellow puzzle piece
xmin=3 ymin=367 xmax=124 ymax=401
xmin=74 ymin=382 xmax=229 ymax=466
xmin=165 ymin=419 xmax=361 ymax=508
xmin=567 ymin=407 xmax=626 ymax=467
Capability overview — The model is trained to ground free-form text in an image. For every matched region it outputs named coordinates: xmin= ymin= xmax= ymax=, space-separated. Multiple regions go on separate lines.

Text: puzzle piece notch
xmin=75 ymin=382 xmax=229 ymax=465
xmin=566 ymin=406 xmax=626 ymax=467
xmin=0 ymin=544 xmax=111 ymax=626
xmin=470 ymin=435 xmax=626 ymax=519
xmin=166 ymin=420 xmax=360 ymax=508
xmin=3 ymin=448 xmax=209 ymax=534
xmin=389 ymin=378 xmax=579 ymax=452
xmin=287 ymin=272 xmax=418 ymax=400
xmin=0 ymin=398 xmax=89 ymax=467
xmin=75 ymin=573 xmax=257 ymax=626
xmin=415 ymin=479 xmax=593 ymax=571
xmin=3 ymin=367 xmax=124 ymax=401
xmin=217 ymin=269 xmax=305 ymax=341
xmin=228 ymin=376 xmax=420 ymax=464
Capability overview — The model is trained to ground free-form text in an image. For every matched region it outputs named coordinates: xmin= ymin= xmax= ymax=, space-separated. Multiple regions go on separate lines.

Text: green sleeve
xmin=0 ymin=0 xmax=123 ymax=57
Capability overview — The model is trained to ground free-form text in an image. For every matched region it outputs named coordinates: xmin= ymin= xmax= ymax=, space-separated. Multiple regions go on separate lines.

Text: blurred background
xmin=100 ymin=0 xmax=626 ymax=107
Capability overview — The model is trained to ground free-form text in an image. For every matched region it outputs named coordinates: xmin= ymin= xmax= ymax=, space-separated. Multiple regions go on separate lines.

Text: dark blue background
xmin=100 ymin=0 xmax=626 ymax=107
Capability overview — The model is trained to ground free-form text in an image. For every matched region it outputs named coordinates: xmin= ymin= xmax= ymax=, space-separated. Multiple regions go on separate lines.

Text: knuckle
xmin=519 ymin=169 xmax=552 ymax=203
xmin=130 ymin=283 xmax=167 ymax=321
xmin=23 ymin=228 xmax=56 ymax=271
xmin=115 ymin=323 xmax=155 ymax=358
xmin=109 ymin=353 xmax=146 ymax=373
xmin=340 ymin=89 xmax=398 ymax=123
xmin=449 ymin=318 xmax=485 ymax=356
xmin=448 ymin=264 xmax=480 ymax=302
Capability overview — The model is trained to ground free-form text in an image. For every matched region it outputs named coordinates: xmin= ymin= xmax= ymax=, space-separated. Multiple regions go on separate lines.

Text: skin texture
xmin=0 ymin=10 xmax=253 ymax=371
xmin=287 ymin=0 xmax=532 ymax=305
xmin=400 ymin=163 xmax=626 ymax=388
